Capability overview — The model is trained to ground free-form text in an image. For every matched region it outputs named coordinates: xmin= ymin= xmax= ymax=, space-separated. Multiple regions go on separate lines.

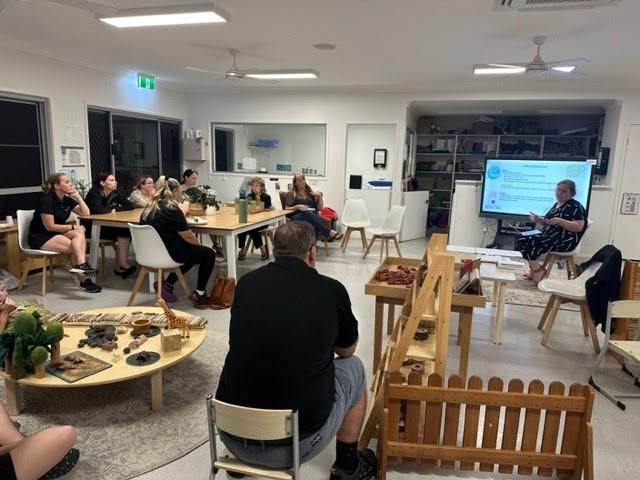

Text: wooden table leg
xmin=386 ymin=304 xmax=395 ymax=335
xmin=5 ymin=230 xmax=21 ymax=279
xmin=492 ymin=281 xmax=499 ymax=305
xmin=493 ymin=281 xmax=507 ymax=344
xmin=373 ymin=298 xmax=384 ymax=370
xmin=458 ymin=309 xmax=472 ymax=382
xmin=150 ymin=371 xmax=163 ymax=411
xmin=89 ymin=223 xmax=101 ymax=268
xmin=4 ymin=379 xmax=23 ymax=415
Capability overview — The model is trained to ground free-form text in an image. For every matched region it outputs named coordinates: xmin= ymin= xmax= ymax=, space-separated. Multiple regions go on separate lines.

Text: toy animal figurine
xmin=156 ymin=298 xmax=190 ymax=338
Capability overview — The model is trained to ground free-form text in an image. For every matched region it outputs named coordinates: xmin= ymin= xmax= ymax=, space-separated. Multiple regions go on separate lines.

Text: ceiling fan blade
xmin=185 ymin=66 xmax=225 ymax=75
xmin=546 ymin=58 xmax=590 ymax=68
xmin=549 ymin=69 xmax=587 ymax=77
xmin=241 ymin=76 xmax=278 ymax=84
xmin=473 ymin=64 xmax=525 ymax=75
xmin=488 ymin=63 xmax=527 ymax=68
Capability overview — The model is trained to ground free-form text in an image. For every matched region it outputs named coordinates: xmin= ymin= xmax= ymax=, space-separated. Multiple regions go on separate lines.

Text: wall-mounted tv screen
xmin=480 ymin=158 xmax=593 ymax=219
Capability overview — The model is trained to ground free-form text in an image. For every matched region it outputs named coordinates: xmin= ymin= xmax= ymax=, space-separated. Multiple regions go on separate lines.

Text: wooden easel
xmin=360 ymin=249 xmax=454 ymax=449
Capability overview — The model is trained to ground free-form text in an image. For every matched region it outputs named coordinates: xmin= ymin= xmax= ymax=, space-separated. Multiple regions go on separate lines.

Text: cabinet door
xmin=401 ymin=191 xmax=429 ymax=241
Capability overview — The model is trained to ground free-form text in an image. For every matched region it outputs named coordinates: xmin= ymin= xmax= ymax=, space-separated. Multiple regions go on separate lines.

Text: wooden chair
xmin=206 ymin=394 xmax=300 ymax=479
xmin=363 ymin=205 xmax=407 ymax=260
xmin=127 ymin=223 xmax=190 ymax=305
xmin=278 ymin=190 xmax=331 ymax=256
xmin=589 ymin=300 xmax=640 ymax=410
xmin=340 ymin=198 xmax=371 ymax=253
xmin=537 ymin=261 xmax=602 ymax=353
xmin=542 ymin=219 xmax=593 ymax=280
xmin=16 ymin=209 xmax=79 ymax=296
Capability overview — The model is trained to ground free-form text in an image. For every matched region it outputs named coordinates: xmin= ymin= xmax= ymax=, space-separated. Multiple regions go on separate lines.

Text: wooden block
xmin=161 ymin=328 xmax=182 ymax=352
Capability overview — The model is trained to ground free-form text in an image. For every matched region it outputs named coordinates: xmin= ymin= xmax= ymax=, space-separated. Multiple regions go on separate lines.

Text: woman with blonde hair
xmin=28 ymin=173 xmax=100 ymax=292
xmin=284 ymin=173 xmax=342 ymax=240
xmin=129 ymin=176 xmax=155 ymax=208
xmin=140 ymin=177 xmax=215 ymax=307
xmin=237 ymin=177 xmax=272 ymax=261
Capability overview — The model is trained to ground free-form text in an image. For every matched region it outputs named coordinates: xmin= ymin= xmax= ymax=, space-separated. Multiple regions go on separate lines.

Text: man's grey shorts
xmin=219 ymin=355 xmax=365 ymax=468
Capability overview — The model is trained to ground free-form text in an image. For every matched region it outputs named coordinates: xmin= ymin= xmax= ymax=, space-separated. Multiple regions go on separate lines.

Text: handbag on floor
xmin=209 ymin=270 xmax=235 ymax=310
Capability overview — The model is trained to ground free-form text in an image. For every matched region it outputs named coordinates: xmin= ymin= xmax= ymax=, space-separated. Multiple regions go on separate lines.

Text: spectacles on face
xmin=555 ymin=188 xmax=570 ymax=194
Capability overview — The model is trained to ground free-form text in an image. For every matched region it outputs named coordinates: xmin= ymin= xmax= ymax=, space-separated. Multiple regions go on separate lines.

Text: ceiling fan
xmin=473 ymin=36 xmax=589 ymax=76
xmin=186 ymin=48 xmax=319 ymax=82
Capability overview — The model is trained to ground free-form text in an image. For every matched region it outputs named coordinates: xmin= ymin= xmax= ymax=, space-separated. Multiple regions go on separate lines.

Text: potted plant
xmin=46 ymin=321 xmax=64 ymax=363
xmin=182 ymin=185 xmax=220 ymax=216
xmin=71 ymin=178 xmax=90 ymax=198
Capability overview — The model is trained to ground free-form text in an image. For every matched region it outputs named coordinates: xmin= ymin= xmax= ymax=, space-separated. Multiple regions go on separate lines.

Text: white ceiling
xmin=0 ymin=0 xmax=639 ymax=93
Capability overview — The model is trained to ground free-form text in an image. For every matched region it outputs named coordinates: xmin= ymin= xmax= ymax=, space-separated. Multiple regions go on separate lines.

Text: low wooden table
xmin=0 ymin=306 xmax=205 ymax=415
xmin=479 ymin=262 xmax=526 ymax=344
xmin=365 ymin=257 xmax=485 ymax=382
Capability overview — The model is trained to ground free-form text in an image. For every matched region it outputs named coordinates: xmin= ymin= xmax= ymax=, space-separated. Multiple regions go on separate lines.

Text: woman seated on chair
xmin=83 ymin=173 xmax=136 ymax=279
xmin=237 ymin=177 xmax=272 ymax=262
xmin=128 ymin=176 xmax=155 ymax=208
xmin=140 ymin=177 xmax=215 ymax=308
xmin=516 ymin=179 xmax=587 ymax=285
xmin=28 ymin=173 xmax=101 ymax=293
xmin=284 ymin=173 xmax=342 ymax=241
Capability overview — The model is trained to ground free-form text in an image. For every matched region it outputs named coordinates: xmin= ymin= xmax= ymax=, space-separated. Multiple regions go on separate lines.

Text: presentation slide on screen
xmin=481 ymin=159 xmax=592 ymax=217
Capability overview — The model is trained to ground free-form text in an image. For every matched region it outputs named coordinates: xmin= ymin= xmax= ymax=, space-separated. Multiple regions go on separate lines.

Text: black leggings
xmin=166 ymin=245 xmax=215 ymax=292
xmin=238 ymin=226 xmax=267 ymax=249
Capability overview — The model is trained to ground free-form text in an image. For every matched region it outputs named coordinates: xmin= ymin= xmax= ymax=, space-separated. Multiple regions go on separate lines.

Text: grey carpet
xmin=0 ymin=330 xmax=229 ymax=480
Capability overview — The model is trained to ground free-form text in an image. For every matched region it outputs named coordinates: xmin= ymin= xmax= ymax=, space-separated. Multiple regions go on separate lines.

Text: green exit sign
xmin=137 ymin=74 xmax=155 ymax=90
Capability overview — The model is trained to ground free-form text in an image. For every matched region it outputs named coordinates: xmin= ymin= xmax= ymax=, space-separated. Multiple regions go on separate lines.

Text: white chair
xmin=542 ymin=218 xmax=594 ymax=280
xmin=206 ymin=394 xmax=300 ymax=479
xmin=362 ymin=205 xmax=407 ymax=260
xmin=589 ymin=300 xmax=640 ymax=410
xmin=127 ymin=223 xmax=190 ymax=306
xmin=340 ymin=199 xmax=371 ymax=253
xmin=16 ymin=210 xmax=78 ymax=296
xmin=537 ymin=261 xmax=603 ymax=353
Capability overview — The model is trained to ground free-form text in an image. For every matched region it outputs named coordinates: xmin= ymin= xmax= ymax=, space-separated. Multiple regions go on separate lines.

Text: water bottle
xmin=238 ymin=188 xmax=248 ymax=223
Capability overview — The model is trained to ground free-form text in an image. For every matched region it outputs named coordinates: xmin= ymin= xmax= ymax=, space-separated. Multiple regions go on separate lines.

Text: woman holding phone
xmin=516 ymin=179 xmax=587 ymax=284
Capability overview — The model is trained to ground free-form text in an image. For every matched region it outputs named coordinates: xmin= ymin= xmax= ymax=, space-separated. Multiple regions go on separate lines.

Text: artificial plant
xmin=182 ymin=185 xmax=220 ymax=210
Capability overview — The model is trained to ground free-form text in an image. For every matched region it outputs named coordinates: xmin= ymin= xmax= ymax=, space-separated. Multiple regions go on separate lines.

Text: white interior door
xmin=400 ymin=191 xmax=429 ymax=241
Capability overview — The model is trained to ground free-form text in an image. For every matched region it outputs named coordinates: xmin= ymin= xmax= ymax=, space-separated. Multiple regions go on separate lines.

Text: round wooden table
xmin=0 ymin=306 xmax=206 ymax=415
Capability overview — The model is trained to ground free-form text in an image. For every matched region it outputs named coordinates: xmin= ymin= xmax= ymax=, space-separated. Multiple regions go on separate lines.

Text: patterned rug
xmin=0 ymin=330 xmax=229 ymax=480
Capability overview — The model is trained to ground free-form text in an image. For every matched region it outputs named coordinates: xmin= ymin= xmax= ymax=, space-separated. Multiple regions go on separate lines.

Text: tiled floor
xmin=9 ymin=237 xmax=640 ymax=479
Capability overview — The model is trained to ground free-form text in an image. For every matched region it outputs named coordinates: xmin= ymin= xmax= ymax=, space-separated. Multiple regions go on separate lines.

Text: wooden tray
xmin=365 ymin=256 xmax=485 ymax=308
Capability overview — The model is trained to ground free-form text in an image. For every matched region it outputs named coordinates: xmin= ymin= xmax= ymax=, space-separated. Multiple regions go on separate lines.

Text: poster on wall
xmin=620 ymin=192 xmax=640 ymax=215
xmin=61 ymin=146 xmax=85 ymax=167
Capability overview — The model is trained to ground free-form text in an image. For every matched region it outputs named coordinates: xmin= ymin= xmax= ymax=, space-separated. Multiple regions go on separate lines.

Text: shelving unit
xmin=416 ymin=132 xmax=598 ymax=233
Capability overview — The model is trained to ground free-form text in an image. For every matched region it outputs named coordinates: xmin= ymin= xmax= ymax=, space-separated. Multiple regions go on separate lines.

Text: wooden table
xmin=479 ymin=262 xmax=526 ymax=345
xmin=81 ymin=207 xmax=287 ymax=278
xmin=0 ymin=306 xmax=205 ymax=415
xmin=365 ymin=257 xmax=485 ymax=382
xmin=0 ymin=223 xmax=21 ymax=279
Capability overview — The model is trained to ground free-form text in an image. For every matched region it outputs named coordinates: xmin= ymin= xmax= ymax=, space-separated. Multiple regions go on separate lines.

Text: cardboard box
xmin=417 ymin=116 xmax=432 ymax=134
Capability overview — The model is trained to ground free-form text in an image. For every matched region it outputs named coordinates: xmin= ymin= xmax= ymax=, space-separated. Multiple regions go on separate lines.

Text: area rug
xmin=0 ymin=330 xmax=229 ymax=480
xmin=481 ymin=268 xmax=579 ymax=310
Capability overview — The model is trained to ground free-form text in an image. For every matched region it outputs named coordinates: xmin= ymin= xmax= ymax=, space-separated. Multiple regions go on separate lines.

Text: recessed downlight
xmin=313 ymin=43 xmax=337 ymax=51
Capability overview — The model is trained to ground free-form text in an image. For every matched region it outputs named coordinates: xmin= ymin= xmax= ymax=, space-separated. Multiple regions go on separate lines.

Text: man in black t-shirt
xmin=216 ymin=221 xmax=376 ymax=480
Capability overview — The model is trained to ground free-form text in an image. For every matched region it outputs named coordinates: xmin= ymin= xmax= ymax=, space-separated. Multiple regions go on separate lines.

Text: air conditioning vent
xmin=494 ymin=0 xmax=621 ymax=11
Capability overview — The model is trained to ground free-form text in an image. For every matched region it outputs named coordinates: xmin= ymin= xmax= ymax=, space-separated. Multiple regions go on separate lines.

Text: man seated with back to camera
xmin=215 ymin=221 xmax=376 ymax=480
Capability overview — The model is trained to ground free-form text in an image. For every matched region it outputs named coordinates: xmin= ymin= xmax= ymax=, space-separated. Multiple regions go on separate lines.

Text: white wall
xmin=0 ymin=46 xmax=187 ymax=183
xmin=345 ymin=123 xmax=396 ymax=189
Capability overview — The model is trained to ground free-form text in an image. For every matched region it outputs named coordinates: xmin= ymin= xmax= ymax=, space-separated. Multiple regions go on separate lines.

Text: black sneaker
xmin=329 ymin=448 xmax=377 ymax=480
xmin=80 ymin=279 xmax=102 ymax=293
xmin=70 ymin=262 xmax=97 ymax=276
xmin=188 ymin=290 xmax=210 ymax=309
xmin=40 ymin=448 xmax=79 ymax=479
xmin=213 ymin=244 xmax=225 ymax=257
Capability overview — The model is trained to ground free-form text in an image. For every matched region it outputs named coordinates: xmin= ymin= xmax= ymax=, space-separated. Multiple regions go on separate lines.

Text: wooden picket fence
xmin=379 ymin=372 xmax=594 ymax=480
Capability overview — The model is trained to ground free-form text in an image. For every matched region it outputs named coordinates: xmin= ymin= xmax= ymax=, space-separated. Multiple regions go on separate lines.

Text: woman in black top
xmin=516 ymin=179 xmax=587 ymax=284
xmin=237 ymin=177 xmax=272 ymax=261
xmin=83 ymin=173 xmax=136 ymax=279
xmin=140 ymin=177 xmax=215 ymax=308
xmin=28 ymin=173 xmax=100 ymax=292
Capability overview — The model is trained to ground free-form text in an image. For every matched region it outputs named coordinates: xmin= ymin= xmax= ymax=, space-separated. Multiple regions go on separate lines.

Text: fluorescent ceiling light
xmin=99 ymin=3 xmax=230 ymax=28
xmin=473 ymin=66 xmax=525 ymax=75
xmin=552 ymin=66 xmax=576 ymax=73
xmin=245 ymin=70 xmax=319 ymax=80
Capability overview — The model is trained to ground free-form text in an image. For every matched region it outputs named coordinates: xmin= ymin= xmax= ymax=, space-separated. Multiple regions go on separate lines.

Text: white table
xmin=81 ymin=208 xmax=286 ymax=278
xmin=479 ymin=261 xmax=526 ymax=344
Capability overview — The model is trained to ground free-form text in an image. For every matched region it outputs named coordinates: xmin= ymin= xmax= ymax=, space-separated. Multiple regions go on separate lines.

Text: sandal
xmin=330 ymin=232 xmax=344 ymax=241
xmin=237 ymin=250 xmax=246 ymax=261
xmin=40 ymin=448 xmax=80 ymax=479
xmin=523 ymin=266 xmax=544 ymax=280
xmin=261 ymin=251 xmax=269 ymax=261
